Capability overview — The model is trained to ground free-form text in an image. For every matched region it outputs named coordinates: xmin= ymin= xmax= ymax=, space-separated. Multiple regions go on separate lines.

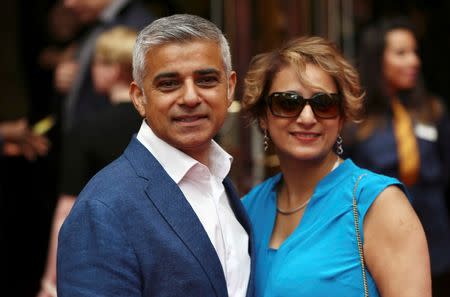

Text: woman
xmin=345 ymin=17 xmax=450 ymax=296
xmin=241 ymin=36 xmax=431 ymax=296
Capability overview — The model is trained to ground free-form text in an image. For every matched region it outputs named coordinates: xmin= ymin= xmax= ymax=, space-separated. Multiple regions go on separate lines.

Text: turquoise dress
xmin=242 ymin=159 xmax=406 ymax=297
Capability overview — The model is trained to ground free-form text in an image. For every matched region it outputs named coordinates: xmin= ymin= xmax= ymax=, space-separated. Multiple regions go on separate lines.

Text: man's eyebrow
xmin=153 ymin=72 xmax=179 ymax=81
xmin=195 ymin=68 xmax=221 ymax=76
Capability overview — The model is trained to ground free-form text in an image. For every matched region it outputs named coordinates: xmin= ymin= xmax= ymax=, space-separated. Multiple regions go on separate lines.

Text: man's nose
xmin=180 ymin=80 xmax=201 ymax=107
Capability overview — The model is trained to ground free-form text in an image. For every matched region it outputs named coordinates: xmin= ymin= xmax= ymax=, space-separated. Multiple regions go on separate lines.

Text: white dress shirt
xmin=136 ymin=121 xmax=250 ymax=297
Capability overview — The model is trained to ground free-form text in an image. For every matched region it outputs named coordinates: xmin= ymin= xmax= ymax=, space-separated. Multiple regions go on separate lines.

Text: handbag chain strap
xmin=352 ymin=173 xmax=369 ymax=297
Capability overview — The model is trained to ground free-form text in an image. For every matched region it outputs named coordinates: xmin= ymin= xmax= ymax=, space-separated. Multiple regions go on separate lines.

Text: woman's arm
xmin=363 ymin=185 xmax=431 ymax=297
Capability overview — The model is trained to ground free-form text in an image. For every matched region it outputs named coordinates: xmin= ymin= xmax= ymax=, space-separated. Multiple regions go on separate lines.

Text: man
xmin=56 ymin=0 xmax=154 ymax=131
xmin=57 ymin=14 xmax=254 ymax=297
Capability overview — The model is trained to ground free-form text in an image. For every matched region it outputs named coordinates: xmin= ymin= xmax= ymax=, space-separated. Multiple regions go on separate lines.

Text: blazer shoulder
xmin=77 ymin=155 xmax=144 ymax=203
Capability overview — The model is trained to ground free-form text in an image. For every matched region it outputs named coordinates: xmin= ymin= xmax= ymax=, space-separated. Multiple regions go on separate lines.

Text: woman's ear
xmin=259 ymin=117 xmax=268 ymax=131
xmin=129 ymin=82 xmax=146 ymax=117
xmin=338 ymin=115 xmax=346 ymax=132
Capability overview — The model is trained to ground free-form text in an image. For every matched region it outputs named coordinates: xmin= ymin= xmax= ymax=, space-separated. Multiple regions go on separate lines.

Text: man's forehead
xmin=145 ymin=40 xmax=222 ymax=60
xmin=143 ymin=40 xmax=226 ymax=79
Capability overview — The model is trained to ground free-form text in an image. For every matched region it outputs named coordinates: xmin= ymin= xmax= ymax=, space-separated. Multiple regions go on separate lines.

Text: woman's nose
xmin=296 ymin=102 xmax=318 ymax=125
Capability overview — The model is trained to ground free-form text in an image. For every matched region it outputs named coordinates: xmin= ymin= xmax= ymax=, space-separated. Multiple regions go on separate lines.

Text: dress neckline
xmin=267 ymin=159 xmax=355 ymax=251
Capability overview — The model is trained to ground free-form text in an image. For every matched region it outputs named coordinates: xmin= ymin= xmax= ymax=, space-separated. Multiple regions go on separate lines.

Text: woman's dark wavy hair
xmin=357 ymin=16 xmax=427 ymax=116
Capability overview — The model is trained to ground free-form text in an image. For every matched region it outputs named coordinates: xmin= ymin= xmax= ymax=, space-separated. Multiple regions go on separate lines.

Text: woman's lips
xmin=291 ymin=132 xmax=321 ymax=141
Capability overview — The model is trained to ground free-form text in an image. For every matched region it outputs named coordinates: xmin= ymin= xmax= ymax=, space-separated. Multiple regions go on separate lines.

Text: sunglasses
xmin=266 ymin=91 xmax=341 ymax=119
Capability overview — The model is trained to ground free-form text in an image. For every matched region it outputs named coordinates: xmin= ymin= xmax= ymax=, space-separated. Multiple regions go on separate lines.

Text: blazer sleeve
xmin=57 ymin=198 xmax=142 ymax=297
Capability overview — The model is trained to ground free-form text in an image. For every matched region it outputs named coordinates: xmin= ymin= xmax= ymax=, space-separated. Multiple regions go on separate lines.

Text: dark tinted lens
xmin=268 ymin=92 xmax=340 ymax=118
xmin=269 ymin=92 xmax=304 ymax=117
xmin=309 ymin=93 xmax=340 ymax=118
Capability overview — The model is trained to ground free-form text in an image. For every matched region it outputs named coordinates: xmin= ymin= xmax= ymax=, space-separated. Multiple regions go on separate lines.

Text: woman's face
xmin=260 ymin=63 xmax=343 ymax=163
xmin=383 ymin=29 xmax=420 ymax=93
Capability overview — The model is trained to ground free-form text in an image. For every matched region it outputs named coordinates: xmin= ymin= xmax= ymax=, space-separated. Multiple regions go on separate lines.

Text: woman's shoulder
xmin=346 ymin=159 xmax=399 ymax=184
xmin=345 ymin=159 xmax=410 ymax=218
xmin=360 ymin=168 xmax=399 ymax=186
xmin=345 ymin=159 xmax=407 ymax=199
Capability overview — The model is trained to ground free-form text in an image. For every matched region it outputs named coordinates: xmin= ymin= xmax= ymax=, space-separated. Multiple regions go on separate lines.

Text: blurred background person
xmin=55 ymin=0 xmax=155 ymax=132
xmin=0 ymin=118 xmax=49 ymax=161
xmin=0 ymin=118 xmax=49 ymax=255
xmin=0 ymin=2 xmax=55 ymax=295
xmin=343 ymin=16 xmax=450 ymax=296
xmin=0 ymin=117 xmax=48 ymax=292
xmin=37 ymin=26 xmax=140 ymax=297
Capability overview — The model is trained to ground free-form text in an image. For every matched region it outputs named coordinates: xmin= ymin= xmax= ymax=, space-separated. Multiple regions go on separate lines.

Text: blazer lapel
xmin=124 ymin=138 xmax=228 ymax=297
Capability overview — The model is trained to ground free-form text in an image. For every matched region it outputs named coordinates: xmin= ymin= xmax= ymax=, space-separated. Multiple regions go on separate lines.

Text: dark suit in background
xmin=63 ymin=0 xmax=155 ymax=131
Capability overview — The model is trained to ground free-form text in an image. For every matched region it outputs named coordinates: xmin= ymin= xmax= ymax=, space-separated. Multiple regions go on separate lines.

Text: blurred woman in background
xmin=344 ymin=17 xmax=450 ymax=296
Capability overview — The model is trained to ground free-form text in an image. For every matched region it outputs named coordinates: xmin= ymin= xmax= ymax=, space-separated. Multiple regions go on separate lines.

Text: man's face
xmin=130 ymin=40 xmax=236 ymax=163
xmin=64 ymin=0 xmax=111 ymax=23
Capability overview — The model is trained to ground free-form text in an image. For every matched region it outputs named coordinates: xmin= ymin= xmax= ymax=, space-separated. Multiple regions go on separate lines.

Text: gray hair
xmin=132 ymin=14 xmax=232 ymax=87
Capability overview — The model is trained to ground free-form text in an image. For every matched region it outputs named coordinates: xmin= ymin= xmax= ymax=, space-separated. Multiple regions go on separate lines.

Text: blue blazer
xmin=57 ymin=137 xmax=255 ymax=297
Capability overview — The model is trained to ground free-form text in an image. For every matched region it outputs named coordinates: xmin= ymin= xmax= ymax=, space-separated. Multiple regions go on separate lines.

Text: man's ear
xmin=227 ymin=71 xmax=237 ymax=107
xmin=129 ymin=82 xmax=146 ymax=117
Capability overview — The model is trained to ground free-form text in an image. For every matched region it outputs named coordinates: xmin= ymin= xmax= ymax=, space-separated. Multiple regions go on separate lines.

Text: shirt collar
xmin=136 ymin=120 xmax=233 ymax=184
xmin=100 ymin=0 xmax=130 ymax=23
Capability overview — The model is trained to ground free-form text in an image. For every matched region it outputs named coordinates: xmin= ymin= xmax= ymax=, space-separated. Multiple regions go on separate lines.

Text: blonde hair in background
xmin=95 ymin=26 xmax=138 ymax=68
